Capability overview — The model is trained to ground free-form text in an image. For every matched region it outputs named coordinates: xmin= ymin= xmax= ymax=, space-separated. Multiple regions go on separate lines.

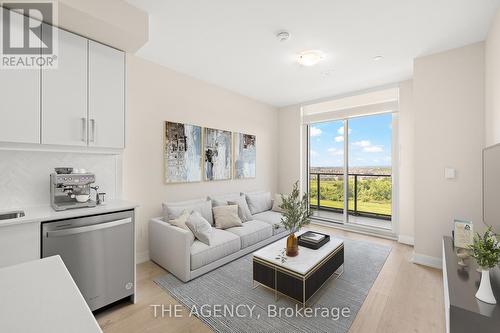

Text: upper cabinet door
xmin=0 ymin=8 xmax=40 ymax=144
xmin=42 ymin=26 xmax=88 ymax=146
xmin=88 ymin=41 xmax=125 ymax=149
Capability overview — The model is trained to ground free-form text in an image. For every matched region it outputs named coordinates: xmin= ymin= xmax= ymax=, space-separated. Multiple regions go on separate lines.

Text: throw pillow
xmin=272 ymin=194 xmax=285 ymax=213
xmin=245 ymin=191 xmax=272 ymax=214
xmin=211 ymin=199 xmax=228 ymax=208
xmin=186 ymin=211 xmax=213 ymax=245
xmin=212 ymin=205 xmax=243 ymax=229
xmin=163 ymin=199 xmax=214 ymax=225
xmin=168 ymin=210 xmax=195 ymax=243
xmin=228 ymin=195 xmax=253 ymax=222
xmin=168 ymin=209 xmax=191 ymax=230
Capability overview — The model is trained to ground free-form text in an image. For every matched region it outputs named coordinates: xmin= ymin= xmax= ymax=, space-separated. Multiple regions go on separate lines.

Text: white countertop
xmin=0 ymin=256 xmax=102 ymax=333
xmin=253 ymin=231 xmax=344 ymax=275
xmin=0 ymin=200 xmax=138 ymax=227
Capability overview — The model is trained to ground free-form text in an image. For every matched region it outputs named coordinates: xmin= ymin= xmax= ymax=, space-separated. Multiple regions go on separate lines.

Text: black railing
xmin=309 ymin=172 xmax=392 ymax=221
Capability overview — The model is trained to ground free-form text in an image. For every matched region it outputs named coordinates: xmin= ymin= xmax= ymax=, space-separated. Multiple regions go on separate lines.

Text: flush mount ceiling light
xmin=297 ymin=50 xmax=325 ymax=67
xmin=373 ymin=55 xmax=384 ymax=61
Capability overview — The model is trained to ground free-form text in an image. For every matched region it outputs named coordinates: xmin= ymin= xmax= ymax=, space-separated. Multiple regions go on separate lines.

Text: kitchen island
xmin=0 ymin=256 xmax=102 ymax=333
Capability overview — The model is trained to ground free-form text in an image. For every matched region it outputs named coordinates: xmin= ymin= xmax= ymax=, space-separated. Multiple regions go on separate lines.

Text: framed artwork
xmin=164 ymin=121 xmax=202 ymax=183
xmin=234 ymin=133 xmax=256 ymax=179
xmin=204 ymin=127 xmax=232 ymax=181
xmin=453 ymin=219 xmax=474 ymax=249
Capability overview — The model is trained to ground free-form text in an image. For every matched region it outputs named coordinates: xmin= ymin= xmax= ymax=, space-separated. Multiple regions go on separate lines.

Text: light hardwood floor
xmin=95 ymin=225 xmax=445 ymax=333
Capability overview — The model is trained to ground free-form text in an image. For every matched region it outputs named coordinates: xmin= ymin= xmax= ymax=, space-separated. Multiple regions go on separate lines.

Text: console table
xmin=442 ymin=236 xmax=500 ymax=333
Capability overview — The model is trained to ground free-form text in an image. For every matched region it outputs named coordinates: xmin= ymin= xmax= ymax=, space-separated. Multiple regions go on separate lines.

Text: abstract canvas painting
xmin=164 ymin=121 xmax=202 ymax=183
xmin=204 ymin=128 xmax=232 ymax=181
xmin=234 ymin=133 xmax=256 ymax=179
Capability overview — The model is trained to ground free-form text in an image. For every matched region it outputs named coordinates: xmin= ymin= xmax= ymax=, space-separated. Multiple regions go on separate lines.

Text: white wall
xmin=413 ymin=43 xmax=485 ymax=266
xmin=0 ymin=150 xmax=119 ymax=208
xmin=124 ymin=55 xmax=279 ymax=260
xmin=277 ymin=105 xmax=302 ymax=193
xmin=397 ymin=80 xmax=415 ymax=245
xmin=486 ymin=9 xmax=500 ymax=146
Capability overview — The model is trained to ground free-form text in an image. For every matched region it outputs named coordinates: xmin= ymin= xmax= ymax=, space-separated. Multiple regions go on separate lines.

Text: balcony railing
xmin=309 ymin=172 xmax=392 ymax=221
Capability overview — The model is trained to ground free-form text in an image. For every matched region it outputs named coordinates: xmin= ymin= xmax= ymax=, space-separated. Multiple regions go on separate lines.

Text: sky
xmin=310 ymin=113 xmax=392 ymax=167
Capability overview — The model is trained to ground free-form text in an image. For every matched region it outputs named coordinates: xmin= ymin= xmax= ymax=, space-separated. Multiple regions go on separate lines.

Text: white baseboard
xmin=136 ymin=251 xmax=150 ymax=264
xmin=412 ymin=252 xmax=442 ymax=269
xmin=398 ymin=235 xmax=414 ymax=246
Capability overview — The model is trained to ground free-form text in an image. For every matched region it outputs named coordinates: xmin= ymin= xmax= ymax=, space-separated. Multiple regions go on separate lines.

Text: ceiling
xmin=126 ymin=0 xmax=500 ymax=107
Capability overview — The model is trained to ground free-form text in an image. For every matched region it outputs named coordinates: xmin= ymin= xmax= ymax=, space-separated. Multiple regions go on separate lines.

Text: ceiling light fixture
xmin=297 ymin=50 xmax=325 ymax=67
xmin=373 ymin=55 xmax=384 ymax=61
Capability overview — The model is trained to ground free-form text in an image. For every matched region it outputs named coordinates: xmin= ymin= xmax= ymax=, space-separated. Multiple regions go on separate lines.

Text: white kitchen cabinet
xmin=0 ymin=8 xmax=40 ymax=144
xmin=0 ymin=222 xmax=40 ymax=268
xmin=88 ymin=41 xmax=125 ymax=149
xmin=42 ymin=26 xmax=88 ymax=146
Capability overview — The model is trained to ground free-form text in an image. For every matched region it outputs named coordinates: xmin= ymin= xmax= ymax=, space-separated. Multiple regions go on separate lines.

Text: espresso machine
xmin=50 ymin=168 xmax=99 ymax=211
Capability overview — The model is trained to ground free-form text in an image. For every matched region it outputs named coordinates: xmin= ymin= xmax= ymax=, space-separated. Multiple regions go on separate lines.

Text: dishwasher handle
xmin=46 ymin=218 xmax=132 ymax=238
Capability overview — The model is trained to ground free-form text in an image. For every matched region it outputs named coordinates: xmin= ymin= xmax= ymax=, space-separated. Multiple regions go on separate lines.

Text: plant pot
xmin=476 ymin=269 xmax=497 ymax=304
xmin=286 ymin=233 xmax=298 ymax=257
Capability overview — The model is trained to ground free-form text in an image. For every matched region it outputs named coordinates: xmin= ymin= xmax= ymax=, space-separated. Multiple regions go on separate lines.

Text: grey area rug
xmin=154 ymin=236 xmax=391 ymax=333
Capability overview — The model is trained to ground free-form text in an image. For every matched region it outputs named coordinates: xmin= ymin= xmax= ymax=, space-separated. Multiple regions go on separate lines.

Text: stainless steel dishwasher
xmin=42 ymin=210 xmax=135 ymax=311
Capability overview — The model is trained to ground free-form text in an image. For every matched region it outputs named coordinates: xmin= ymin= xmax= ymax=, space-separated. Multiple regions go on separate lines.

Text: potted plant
xmin=469 ymin=226 xmax=500 ymax=304
xmin=280 ymin=181 xmax=310 ymax=257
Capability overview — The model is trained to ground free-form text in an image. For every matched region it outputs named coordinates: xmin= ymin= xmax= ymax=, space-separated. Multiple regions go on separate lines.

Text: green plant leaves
xmin=280 ymin=181 xmax=311 ymax=232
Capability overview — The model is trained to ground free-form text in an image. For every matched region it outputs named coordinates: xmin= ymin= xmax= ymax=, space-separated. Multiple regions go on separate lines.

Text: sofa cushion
xmin=168 ymin=210 xmax=195 ymax=243
xmin=208 ymin=193 xmax=242 ymax=207
xmin=163 ymin=198 xmax=213 ymax=225
xmin=213 ymin=205 xmax=243 ymax=229
xmin=245 ymin=191 xmax=272 ymax=214
xmin=227 ymin=195 xmax=253 ymax=222
xmin=252 ymin=210 xmax=286 ymax=235
xmin=190 ymin=229 xmax=241 ymax=270
xmin=225 ymin=220 xmax=273 ymax=248
xmin=186 ymin=211 xmax=213 ymax=245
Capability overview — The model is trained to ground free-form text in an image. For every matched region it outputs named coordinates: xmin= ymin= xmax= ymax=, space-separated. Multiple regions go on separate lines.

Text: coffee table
xmin=252 ymin=231 xmax=344 ymax=307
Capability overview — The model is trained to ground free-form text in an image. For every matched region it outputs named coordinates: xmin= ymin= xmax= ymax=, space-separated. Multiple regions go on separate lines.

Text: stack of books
xmin=298 ymin=231 xmax=330 ymax=249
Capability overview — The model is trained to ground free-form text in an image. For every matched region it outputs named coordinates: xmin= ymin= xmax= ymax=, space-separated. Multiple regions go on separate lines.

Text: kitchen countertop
xmin=0 ymin=200 xmax=138 ymax=227
xmin=0 ymin=255 xmax=102 ymax=333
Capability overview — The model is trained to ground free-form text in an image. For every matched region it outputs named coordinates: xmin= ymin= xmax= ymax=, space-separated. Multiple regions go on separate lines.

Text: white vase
xmin=476 ymin=269 xmax=497 ymax=304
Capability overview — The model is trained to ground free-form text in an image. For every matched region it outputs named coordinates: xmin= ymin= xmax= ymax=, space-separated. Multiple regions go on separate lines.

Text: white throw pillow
xmin=168 ymin=210 xmax=195 ymax=243
xmin=227 ymin=195 xmax=253 ymax=222
xmin=186 ymin=211 xmax=213 ymax=245
xmin=245 ymin=191 xmax=273 ymax=215
xmin=272 ymin=194 xmax=285 ymax=213
xmin=169 ymin=210 xmax=191 ymax=230
xmin=163 ymin=199 xmax=214 ymax=225
xmin=212 ymin=205 xmax=243 ymax=229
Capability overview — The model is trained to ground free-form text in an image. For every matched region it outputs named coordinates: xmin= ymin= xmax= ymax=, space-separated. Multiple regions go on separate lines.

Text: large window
xmin=308 ymin=113 xmax=394 ymax=230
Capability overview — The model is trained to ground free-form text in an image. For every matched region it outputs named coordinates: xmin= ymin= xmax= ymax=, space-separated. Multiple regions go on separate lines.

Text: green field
xmin=309 ymin=177 xmax=392 ymax=216
xmin=309 ymin=198 xmax=391 ymax=216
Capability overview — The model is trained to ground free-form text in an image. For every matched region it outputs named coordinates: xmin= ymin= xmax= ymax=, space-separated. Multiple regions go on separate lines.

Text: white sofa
xmin=149 ymin=192 xmax=287 ymax=282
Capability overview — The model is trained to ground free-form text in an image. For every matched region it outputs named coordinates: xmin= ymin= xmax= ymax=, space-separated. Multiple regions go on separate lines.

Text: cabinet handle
xmin=81 ymin=118 xmax=87 ymax=142
xmin=90 ymin=119 xmax=96 ymax=143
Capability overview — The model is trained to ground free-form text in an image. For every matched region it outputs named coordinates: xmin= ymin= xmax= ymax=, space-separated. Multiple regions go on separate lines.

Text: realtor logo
xmin=1 ymin=1 xmax=58 ymax=69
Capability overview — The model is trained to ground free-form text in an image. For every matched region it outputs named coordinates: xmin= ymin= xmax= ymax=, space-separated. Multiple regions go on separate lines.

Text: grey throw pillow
xmin=186 ymin=211 xmax=213 ymax=245
xmin=245 ymin=192 xmax=273 ymax=214
xmin=163 ymin=199 xmax=214 ymax=225
xmin=211 ymin=199 xmax=228 ymax=207
xmin=213 ymin=205 xmax=243 ymax=229
xmin=228 ymin=195 xmax=253 ymax=222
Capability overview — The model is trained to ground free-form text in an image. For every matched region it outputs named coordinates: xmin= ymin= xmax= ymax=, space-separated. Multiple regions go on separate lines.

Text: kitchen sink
xmin=0 ymin=210 xmax=25 ymax=220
